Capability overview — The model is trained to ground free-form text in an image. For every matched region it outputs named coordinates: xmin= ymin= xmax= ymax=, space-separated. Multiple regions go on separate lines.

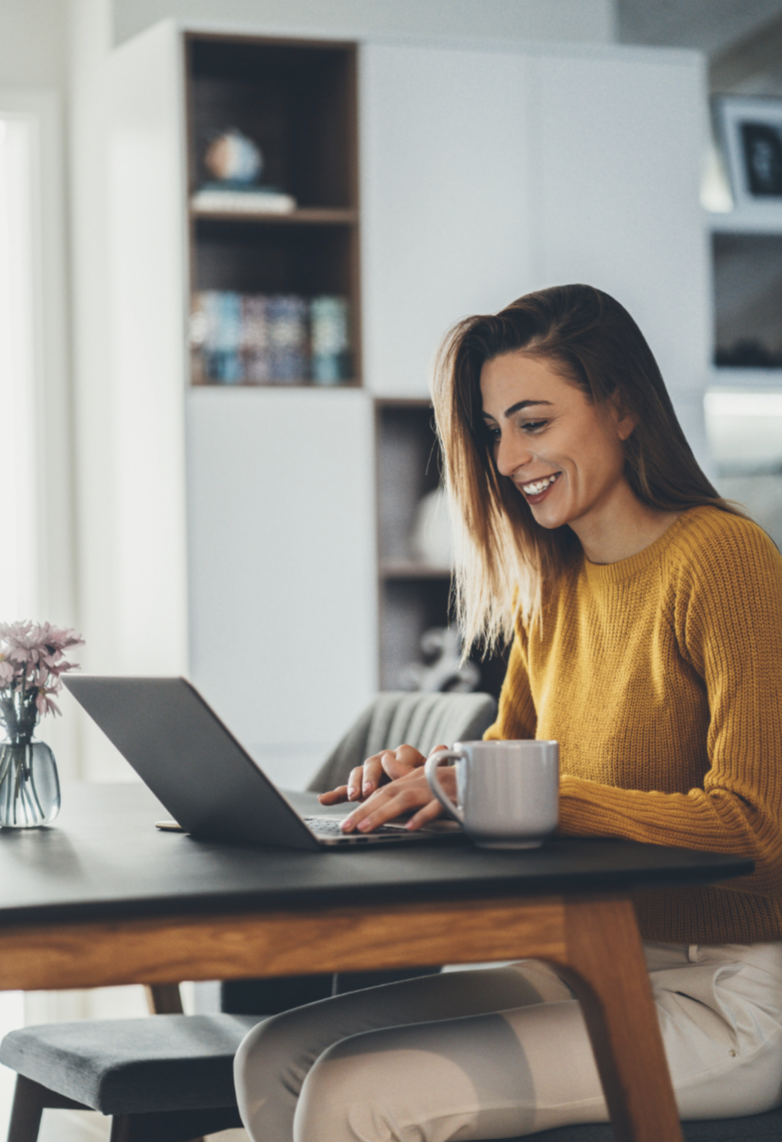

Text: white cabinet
xmin=186 ymin=388 xmax=376 ymax=770
xmin=534 ymin=50 xmax=710 ymax=457
xmin=360 ymin=44 xmax=535 ymax=397
xmin=360 ymin=42 xmax=710 ymax=465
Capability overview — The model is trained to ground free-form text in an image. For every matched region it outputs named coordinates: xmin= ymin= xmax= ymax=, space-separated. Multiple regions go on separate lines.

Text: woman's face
xmin=479 ymin=351 xmax=635 ymax=535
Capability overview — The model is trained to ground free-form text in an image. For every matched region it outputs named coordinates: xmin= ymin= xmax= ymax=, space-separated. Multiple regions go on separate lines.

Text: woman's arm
xmin=559 ymin=520 xmax=782 ymax=898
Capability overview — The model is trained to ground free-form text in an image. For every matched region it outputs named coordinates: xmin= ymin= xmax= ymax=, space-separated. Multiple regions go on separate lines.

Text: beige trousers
xmin=234 ymin=942 xmax=782 ymax=1142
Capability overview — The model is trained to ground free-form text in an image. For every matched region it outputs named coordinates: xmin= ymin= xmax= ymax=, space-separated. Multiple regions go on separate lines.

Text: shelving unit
xmin=185 ymin=33 xmax=361 ymax=387
xmin=375 ymin=399 xmax=506 ymax=698
xmin=710 ymin=227 xmax=782 ymax=371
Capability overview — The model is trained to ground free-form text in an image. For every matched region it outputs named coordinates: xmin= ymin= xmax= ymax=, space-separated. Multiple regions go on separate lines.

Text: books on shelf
xmin=190 ymin=291 xmax=351 ymax=385
xmin=191 ymin=182 xmax=297 ymax=215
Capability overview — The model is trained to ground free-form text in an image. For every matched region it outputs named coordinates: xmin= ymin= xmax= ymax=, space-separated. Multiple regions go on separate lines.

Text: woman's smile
xmin=518 ymin=470 xmax=562 ymax=501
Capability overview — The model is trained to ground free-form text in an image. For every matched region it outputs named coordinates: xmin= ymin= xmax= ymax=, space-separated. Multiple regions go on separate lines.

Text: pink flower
xmin=0 ymin=620 xmax=84 ymax=719
xmin=35 ymin=688 xmax=62 ymax=717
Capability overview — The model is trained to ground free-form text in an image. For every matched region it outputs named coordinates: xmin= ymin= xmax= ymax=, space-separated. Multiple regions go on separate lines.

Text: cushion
xmin=307 ymin=691 xmax=498 ymax=794
xmin=0 ymin=1014 xmax=262 ymax=1115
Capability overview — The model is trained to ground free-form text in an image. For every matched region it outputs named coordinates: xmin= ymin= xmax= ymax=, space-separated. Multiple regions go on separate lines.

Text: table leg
xmin=550 ymin=894 xmax=684 ymax=1142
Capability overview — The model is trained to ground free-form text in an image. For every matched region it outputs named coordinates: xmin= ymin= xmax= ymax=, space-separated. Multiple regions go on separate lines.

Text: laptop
xmin=64 ymin=675 xmax=463 ymax=849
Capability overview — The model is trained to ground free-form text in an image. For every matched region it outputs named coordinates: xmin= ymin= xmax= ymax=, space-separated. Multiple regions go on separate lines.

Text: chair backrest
xmin=307 ymin=691 xmax=498 ymax=794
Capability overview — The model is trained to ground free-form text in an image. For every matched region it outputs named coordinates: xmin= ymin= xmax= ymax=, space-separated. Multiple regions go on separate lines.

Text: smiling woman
xmin=235 ymin=285 xmax=782 ymax=1142
xmin=435 ymin=285 xmax=743 ymax=650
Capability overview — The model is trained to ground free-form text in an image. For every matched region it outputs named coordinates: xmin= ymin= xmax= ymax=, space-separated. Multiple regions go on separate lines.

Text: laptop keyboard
xmin=303 ymin=816 xmax=408 ymax=838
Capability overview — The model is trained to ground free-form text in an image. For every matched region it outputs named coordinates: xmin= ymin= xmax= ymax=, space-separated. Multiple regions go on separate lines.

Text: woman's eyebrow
xmin=480 ymin=399 xmax=553 ymax=421
xmin=502 ymin=399 xmax=553 ymax=418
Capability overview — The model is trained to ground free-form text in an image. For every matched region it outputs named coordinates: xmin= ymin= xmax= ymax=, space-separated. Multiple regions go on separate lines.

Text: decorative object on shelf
xmin=191 ymin=185 xmax=297 ymax=215
xmin=714 ymin=96 xmax=782 ymax=221
xmin=409 ymin=487 xmax=453 ymax=568
xmin=398 ymin=627 xmax=480 ymax=693
xmin=204 ymin=127 xmax=263 ymax=184
xmin=191 ymin=127 xmax=296 ymax=215
xmin=0 ymin=622 xmax=84 ymax=828
xmin=190 ymin=291 xmax=351 ymax=385
xmin=311 ymin=296 xmax=350 ymax=384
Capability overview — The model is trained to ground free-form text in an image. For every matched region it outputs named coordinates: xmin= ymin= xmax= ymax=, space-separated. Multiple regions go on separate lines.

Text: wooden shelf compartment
xmin=712 ymin=232 xmax=782 ymax=370
xmin=189 ymin=207 xmax=359 ymax=225
xmin=185 ymin=33 xmax=361 ymax=389
xmin=186 ymin=34 xmax=358 ymax=210
xmin=380 ymin=561 xmax=452 ymax=580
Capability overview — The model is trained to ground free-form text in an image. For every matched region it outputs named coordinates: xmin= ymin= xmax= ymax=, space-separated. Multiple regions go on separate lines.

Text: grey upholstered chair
xmin=0 ymin=690 xmax=498 ymax=1142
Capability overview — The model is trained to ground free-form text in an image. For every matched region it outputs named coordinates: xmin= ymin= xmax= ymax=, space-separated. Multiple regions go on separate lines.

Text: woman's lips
xmin=519 ymin=471 xmax=561 ymax=504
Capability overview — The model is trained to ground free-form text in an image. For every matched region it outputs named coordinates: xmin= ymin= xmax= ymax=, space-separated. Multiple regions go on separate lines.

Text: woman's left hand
xmin=340 ymin=763 xmax=456 ymax=834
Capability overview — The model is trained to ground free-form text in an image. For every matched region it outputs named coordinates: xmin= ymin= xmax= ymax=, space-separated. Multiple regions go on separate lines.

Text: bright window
xmin=0 ymin=115 xmax=38 ymax=619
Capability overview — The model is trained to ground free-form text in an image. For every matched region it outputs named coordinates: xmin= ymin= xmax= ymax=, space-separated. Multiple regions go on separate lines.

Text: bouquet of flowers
xmin=0 ymin=622 xmax=84 ymax=828
xmin=0 ymin=621 xmax=85 ymax=727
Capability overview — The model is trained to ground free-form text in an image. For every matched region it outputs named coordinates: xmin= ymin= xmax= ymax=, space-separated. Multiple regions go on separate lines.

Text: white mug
xmin=424 ymin=740 xmax=559 ymax=849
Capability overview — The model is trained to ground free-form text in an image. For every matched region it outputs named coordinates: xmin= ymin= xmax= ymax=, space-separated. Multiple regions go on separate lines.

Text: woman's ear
xmin=608 ymin=390 xmax=637 ymax=442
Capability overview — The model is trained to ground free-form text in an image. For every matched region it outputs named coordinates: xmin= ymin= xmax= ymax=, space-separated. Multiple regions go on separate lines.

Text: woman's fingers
xmin=380 ymin=744 xmax=427 ymax=783
xmin=340 ymin=768 xmax=446 ymax=834
xmin=319 ymin=744 xmax=430 ymax=805
xmin=346 ymin=765 xmax=366 ymax=801
xmin=317 ymin=785 xmax=348 ymax=805
xmin=361 ymin=751 xmax=391 ymax=797
xmin=405 ymin=798 xmax=445 ymax=830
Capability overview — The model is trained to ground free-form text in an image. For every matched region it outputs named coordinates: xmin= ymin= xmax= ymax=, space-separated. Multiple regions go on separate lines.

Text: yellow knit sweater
xmin=484 ymin=505 xmax=782 ymax=945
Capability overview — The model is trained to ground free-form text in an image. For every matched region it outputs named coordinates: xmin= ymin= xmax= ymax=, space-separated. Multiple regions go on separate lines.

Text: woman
xmin=235 ymin=285 xmax=782 ymax=1141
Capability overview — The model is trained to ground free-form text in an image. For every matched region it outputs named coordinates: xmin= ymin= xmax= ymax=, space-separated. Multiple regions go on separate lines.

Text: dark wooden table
xmin=0 ymin=783 xmax=752 ymax=1142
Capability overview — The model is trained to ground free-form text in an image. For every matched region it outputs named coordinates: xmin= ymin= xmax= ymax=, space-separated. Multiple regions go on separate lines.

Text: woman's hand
xmin=338 ymin=756 xmax=457 ymax=834
xmin=318 ymin=742 xmax=439 ymax=805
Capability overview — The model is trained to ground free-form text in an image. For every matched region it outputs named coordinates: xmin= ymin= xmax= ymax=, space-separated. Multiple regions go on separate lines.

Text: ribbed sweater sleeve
xmin=557 ymin=515 xmax=782 ymax=900
xmin=485 ymin=507 xmax=782 ymax=942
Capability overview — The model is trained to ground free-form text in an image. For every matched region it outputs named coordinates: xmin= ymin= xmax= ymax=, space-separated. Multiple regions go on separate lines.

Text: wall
xmin=113 ymin=0 xmax=617 ymax=48
xmin=0 ymin=0 xmax=68 ymax=89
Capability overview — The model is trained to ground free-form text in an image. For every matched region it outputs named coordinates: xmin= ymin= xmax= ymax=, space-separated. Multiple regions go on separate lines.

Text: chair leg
xmin=109 ymin=1108 xmax=240 ymax=1142
xmin=6 ymin=1076 xmax=46 ymax=1142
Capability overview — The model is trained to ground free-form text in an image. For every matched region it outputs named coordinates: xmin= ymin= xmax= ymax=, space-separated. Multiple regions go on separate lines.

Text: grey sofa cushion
xmin=0 ymin=1014 xmax=261 ymax=1115
xmin=484 ymin=1108 xmax=782 ymax=1141
xmin=307 ymin=691 xmax=498 ymax=794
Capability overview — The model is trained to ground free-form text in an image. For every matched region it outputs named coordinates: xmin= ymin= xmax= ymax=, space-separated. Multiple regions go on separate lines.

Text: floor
xmin=38 ymin=1111 xmax=249 ymax=1141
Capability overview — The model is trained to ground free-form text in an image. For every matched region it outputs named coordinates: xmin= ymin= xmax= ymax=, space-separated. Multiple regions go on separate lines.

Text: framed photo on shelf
xmin=715 ymin=96 xmax=782 ymax=220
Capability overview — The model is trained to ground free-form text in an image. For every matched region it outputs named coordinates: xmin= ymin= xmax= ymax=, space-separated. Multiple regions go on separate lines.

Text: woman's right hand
xmin=317 ymin=742 xmax=438 ymax=805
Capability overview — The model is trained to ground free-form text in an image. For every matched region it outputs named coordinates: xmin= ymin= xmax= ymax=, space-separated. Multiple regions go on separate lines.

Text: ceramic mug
xmin=424 ymin=739 xmax=559 ymax=849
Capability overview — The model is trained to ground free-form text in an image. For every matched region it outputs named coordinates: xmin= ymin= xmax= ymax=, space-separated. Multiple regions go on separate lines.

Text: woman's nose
xmin=496 ymin=433 xmax=533 ymax=477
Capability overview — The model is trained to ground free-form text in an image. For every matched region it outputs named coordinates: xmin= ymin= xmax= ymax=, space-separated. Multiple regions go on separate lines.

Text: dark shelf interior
xmin=185 ymin=33 xmax=361 ymax=388
xmin=375 ymin=401 xmax=506 ymax=700
xmin=712 ymin=232 xmax=782 ymax=368
xmin=187 ymin=36 xmax=357 ymax=208
xmin=194 ymin=218 xmax=356 ymax=296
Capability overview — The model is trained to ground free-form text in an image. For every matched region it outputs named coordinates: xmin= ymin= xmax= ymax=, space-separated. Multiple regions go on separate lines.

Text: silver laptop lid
xmin=64 ymin=675 xmax=321 ymax=850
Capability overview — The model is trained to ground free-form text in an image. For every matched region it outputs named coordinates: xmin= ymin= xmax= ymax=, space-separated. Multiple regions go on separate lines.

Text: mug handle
xmin=424 ymin=749 xmax=464 ymax=824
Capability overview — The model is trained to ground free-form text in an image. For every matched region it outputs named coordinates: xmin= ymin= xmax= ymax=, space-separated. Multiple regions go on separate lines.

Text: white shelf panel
xmin=705 ymin=211 xmax=782 ymax=235
xmin=708 ymin=368 xmax=782 ymax=390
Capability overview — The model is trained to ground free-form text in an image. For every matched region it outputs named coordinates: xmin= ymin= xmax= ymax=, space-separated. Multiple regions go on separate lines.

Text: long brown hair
xmin=432 ymin=284 xmax=740 ymax=654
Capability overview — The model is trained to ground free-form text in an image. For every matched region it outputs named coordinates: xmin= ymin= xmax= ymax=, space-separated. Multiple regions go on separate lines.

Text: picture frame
xmin=714 ymin=96 xmax=782 ymax=223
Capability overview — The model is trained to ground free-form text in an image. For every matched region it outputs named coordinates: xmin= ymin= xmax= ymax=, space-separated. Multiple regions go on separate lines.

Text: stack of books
xmin=190 ymin=291 xmax=351 ymax=385
xmin=190 ymin=183 xmax=297 ymax=215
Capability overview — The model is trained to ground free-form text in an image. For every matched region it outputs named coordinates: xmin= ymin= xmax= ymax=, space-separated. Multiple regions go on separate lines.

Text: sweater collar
xmin=580 ymin=508 xmax=700 ymax=586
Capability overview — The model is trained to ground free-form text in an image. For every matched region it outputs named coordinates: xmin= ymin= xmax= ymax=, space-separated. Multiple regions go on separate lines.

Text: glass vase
xmin=0 ymin=692 xmax=60 ymax=828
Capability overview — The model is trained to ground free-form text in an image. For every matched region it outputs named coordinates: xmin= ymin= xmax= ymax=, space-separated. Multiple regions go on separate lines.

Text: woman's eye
xmin=483 ymin=425 xmax=501 ymax=443
xmin=522 ymin=420 xmax=547 ymax=433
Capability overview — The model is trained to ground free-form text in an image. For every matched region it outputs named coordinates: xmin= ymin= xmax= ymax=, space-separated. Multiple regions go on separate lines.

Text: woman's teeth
xmin=522 ymin=473 xmax=560 ymax=496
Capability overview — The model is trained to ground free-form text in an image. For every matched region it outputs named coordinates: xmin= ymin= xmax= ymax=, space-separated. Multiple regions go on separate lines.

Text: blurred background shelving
xmin=185 ymin=33 xmax=361 ymax=387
